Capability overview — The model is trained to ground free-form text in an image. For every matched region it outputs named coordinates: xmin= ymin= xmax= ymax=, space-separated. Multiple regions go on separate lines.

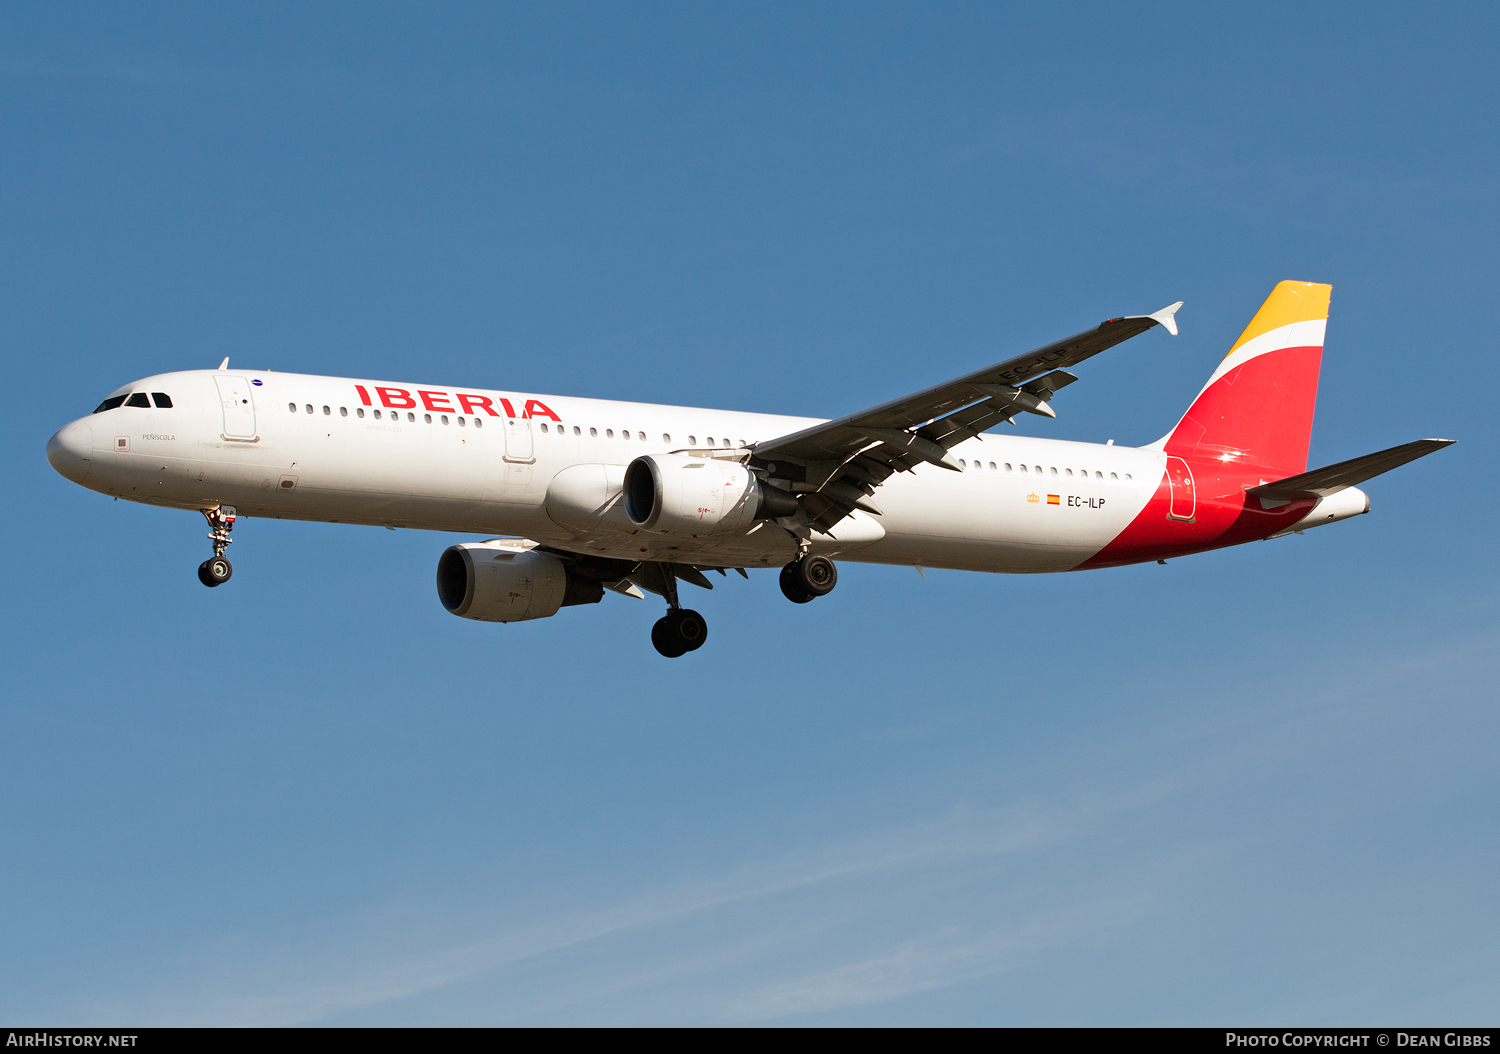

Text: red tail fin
xmin=1161 ymin=281 xmax=1331 ymax=477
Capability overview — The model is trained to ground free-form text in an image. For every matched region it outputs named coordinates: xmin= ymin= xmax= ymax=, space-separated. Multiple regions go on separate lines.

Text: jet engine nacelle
xmin=436 ymin=541 xmax=603 ymax=623
xmin=623 ymin=453 xmax=797 ymax=536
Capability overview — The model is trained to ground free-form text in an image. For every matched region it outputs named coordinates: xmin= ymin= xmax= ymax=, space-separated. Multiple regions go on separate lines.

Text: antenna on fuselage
xmin=217 ymin=357 xmax=229 ymax=370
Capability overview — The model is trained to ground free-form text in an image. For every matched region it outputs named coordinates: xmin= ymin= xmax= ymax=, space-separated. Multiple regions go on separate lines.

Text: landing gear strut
xmin=197 ymin=506 xmax=235 ymax=588
xmin=649 ymin=564 xmax=708 ymax=658
xmin=780 ymin=554 xmax=837 ymax=604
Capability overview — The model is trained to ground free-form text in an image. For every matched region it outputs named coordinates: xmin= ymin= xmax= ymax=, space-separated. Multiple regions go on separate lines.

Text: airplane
xmin=46 ymin=280 xmax=1452 ymax=657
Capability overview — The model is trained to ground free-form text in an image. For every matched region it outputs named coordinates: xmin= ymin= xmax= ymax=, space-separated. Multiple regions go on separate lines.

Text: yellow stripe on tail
xmin=1225 ymin=280 xmax=1332 ymax=358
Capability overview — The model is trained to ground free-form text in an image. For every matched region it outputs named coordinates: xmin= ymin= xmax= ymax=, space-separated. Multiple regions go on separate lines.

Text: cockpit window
xmin=125 ymin=393 xmax=150 ymax=408
xmin=92 ymin=395 xmax=128 ymax=414
xmin=151 ymin=393 xmax=173 ymax=408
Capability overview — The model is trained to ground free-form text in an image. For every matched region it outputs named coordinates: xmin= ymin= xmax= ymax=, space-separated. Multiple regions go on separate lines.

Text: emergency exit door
xmin=1166 ymin=456 xmax=1196 ymax=521
xmin=503 ymin=417 xmax=534 ymax=463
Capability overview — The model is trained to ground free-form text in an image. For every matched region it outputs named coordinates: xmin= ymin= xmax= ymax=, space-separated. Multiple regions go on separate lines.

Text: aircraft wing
xmin=1247 ymin=438 xmax=1455 ymax=500
xmin=751 ymin=302 xmax=1182 ymax=532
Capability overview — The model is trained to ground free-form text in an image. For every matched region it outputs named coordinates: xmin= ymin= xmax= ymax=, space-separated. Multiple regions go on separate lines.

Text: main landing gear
xmin=649 ymin=566 xmax=708 ymax=658
xmin=197 ymin=506 xmax=235 ymax=588
xmin=779 ymin=554 xmax=837 ymax=604
xmin=652 ymin=608 xmax=708 ymax=658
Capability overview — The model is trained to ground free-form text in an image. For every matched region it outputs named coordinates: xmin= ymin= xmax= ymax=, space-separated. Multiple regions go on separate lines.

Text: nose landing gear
xmin=197 ymin=506 xmax=235 ymax=588
xmin=198 ymin=555 xmax=232 ymax=587
xmin=779 ymin=554 xmax=837 ymax=604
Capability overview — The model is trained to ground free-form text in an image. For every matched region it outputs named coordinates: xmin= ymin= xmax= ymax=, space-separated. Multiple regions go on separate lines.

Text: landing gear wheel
xmin=797 ymin=555 xmax=837 ymax=596
xmin=780 ymin=555 xmax=837 ymax=603
xmin=198 ymin=556 xmax=232 ymax=587
xmin=651 ymin=608 xmax=708 ymax=657
xmin=779 ymin=565 xmax=815 ymax=604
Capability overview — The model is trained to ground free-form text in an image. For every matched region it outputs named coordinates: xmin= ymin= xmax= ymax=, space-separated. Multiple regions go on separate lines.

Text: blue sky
xmin=3 ymin=2 xmax=1497 ymax=1025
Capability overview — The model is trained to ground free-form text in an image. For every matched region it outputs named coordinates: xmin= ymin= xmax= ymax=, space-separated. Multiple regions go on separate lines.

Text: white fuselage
xmin=53 ymin=369 xmax=1166 ymax=573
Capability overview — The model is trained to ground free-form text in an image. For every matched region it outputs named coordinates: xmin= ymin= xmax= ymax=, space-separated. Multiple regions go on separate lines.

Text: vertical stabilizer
xmin=1159 ymin=280 xmax=1331 ymax=477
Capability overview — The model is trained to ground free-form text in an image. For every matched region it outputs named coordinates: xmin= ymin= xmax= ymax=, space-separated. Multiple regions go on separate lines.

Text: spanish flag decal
xmin=1047 ymin=494 xmax=1060 ymax=505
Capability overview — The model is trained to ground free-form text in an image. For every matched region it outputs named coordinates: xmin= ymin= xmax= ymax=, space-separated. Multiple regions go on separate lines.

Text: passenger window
xmin=126 ymin=393 xmax=150 ymax=408
xmin=1004 ymin=463 xmax=1012 ymax=472
xmin=1065 ymin=468 xmax=1073 ymax=477
xmin=1094 ymin=471 xmax=1102 ymax=479
xmin=1110 ymin=472 xmax=1117 ymax=480
xmin=322 ymin=405 xmax=331 ymax=415
xmin=407 ymin=412 xmax=415 ymax=422
xmin=339 ymin=406 xmax=348 ymax=417
xmin=356 ymin=408 xmax=365 ymax=418
xmin=688 ymin=435 xmax=697 ymax=445
xmin=639 ymin=431 xmax=646 ymax=442
xmin=989 ymin=462 xmax=996 ymax=470
xmin=441 ymin=415 xmax=449 ymax=425
xmin=1050 ymin=467 xmax=1057 ymax=476
xmin=474 ymin=418 xmax=482 ymax=428
xmin=606 ymin=429 xmax=614 ymax=438
xmin=423 ymin=413 xmax=432 ymax=424
xmin=456 ymin=416 xmax=465 ymax=427
xmin=539 ymin=423 xmax=548 ymax=433
xmin=589 ymin=427 xmax=597 ymax=437
xmin=959 ymin=459 xmax=966 ymax=468
xmin=1019 ymin=464 xmax=1027 ymax=473
xmin=305 ymin=404 xmax=314 ymax=414
xmin=93 ymin=395 xmax=128 ymax=414
xmin=663 ymin=434 xmax=671 ymax=443
xmin=152 ymin=393 xmax=173 ymax=408
xmin=1124 ymin=473 xmax=1132 ymax=481
xmin=288 ymin=402 xmax=297 ymax=412
xmin=573 ymin=426 xmax=581 ymax=436
xmin=706 ymin=437 xmax=714 ymax=446
xmin=622 ymin=430 xmax=630 ymax=440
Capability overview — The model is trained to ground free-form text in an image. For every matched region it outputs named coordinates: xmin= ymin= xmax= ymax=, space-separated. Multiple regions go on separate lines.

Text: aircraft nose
xmin=46 ymin=419 xmax=93 ymax=483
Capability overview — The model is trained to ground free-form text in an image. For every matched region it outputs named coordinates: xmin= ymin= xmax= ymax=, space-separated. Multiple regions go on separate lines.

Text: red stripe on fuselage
xmin=1077 ymin=462 xmax=1316 ymax=569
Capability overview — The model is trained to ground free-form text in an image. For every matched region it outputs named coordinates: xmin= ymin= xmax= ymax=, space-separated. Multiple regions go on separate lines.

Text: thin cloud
xmin=59 ymin=630 xmax=1497 ymax=1026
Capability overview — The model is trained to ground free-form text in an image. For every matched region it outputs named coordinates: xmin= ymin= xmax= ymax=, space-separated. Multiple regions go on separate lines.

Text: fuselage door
xmin=1166 ymin=456 xmax=1196 ymax=522
xmin=214 ymin=375 xmax=258 ymax=440
xmin=503 ymin=417 xmax=535 ymax=463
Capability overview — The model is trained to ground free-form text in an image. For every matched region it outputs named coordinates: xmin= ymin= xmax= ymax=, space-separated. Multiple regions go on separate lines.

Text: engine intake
xmin=436 ymin=542 xmax=602 ymax=623
xmin=623 ymin=454 xmax=796 ymax=536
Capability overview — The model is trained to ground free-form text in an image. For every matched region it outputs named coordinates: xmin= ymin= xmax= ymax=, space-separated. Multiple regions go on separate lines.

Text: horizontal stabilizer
xmin=1248 ymin=438 xmax=1455 ymax=500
